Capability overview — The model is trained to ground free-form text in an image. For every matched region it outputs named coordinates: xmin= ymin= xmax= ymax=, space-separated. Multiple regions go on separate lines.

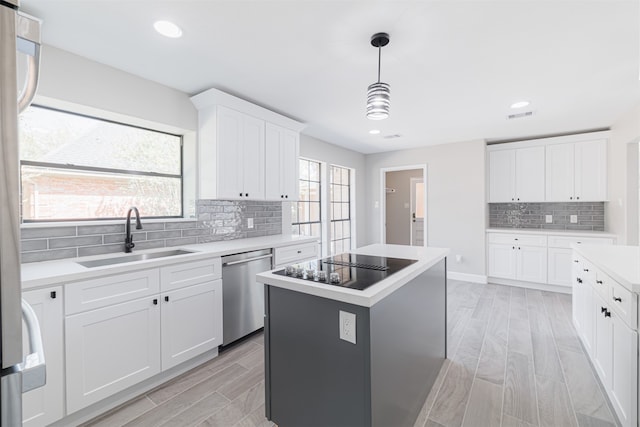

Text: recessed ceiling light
xmin=369 ymin=129 xmax=381 ymax=135
xmin=510 ymin=101 xmax=530 ymax=109
xmin=154 ymin=20 xmax=182 ymax=38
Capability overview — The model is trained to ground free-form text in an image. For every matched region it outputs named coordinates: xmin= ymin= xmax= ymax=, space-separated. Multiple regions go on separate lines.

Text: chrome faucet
xmin=124 ymin=207 xmax=143 ymax=253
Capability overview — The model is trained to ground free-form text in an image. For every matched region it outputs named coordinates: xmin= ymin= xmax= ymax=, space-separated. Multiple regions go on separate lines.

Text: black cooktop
xmin=272 ymin=253 xmax=417 ymax=291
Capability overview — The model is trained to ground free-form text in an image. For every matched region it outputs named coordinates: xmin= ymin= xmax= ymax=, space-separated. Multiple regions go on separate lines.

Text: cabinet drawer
xmin=160 ymin=257 xmax=222 ymax=292
xmin=588 ymin=265 xmax=609 ymax=300
xmin=608 ymin=275 xmax=637 ymax=329
xmin=548 ymin=235 xmax=614 ymax=249
xmin=66 ymin=269 xmax=160 ymax=315
xmin=274 ymin=242 xmax=318 ymax=266
xmin=488 ymin=233 xmax=547 ymax=247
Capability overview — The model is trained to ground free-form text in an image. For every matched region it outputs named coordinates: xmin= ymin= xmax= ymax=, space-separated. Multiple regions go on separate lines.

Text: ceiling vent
xmin=383 ymin=134 xmax=402 ymax=139
xmin=507 ymin=111 xmax=534 ymax=120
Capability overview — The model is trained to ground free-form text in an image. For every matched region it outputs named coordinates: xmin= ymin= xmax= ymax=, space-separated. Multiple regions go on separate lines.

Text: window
xmin=19 ymin=106 xmax=182 ymax=221
xmin=330 ymin=165 xmax=351 ymax=255
xmin=292 ymin=159 xmax=321 ymax=245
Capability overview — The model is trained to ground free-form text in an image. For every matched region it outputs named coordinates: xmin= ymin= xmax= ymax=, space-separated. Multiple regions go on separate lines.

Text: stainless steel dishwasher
xmin=221 ymin=249 xmax=273 ymax=346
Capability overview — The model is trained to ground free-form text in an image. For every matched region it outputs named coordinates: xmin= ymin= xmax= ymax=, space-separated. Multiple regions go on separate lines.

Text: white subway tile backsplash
xmin=20 ymin=200 xmax=283 ymax=263
xmin=489 ymin=202 xmax=605 ymax=231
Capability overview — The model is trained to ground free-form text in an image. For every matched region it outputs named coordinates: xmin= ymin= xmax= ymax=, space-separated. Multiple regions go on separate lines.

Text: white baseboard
xmin=448 ymin=271 xmax=488 ymax=284
xmin=489 ymin=277 xmax=572 ymax=294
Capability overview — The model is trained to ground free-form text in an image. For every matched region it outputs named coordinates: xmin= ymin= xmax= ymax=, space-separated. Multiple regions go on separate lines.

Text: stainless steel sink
xmin=76 ymin=249 xmax=195 ymax=268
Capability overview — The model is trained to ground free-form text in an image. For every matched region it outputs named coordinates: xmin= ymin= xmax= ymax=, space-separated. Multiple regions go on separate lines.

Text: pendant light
xmin=367 ymin=32 xmax=390 ymax=120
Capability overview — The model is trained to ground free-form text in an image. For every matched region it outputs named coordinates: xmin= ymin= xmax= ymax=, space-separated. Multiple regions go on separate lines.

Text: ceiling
xmin=20 ymin=0 xmax=640 ymax=154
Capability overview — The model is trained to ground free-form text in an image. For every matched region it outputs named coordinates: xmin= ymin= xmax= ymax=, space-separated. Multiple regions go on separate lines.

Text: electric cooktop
xmin=272 ymin=253 xmax=417 ymax=291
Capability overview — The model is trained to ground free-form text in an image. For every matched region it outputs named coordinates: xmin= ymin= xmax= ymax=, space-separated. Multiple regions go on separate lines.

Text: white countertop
xmin=256 ymin=243 xmax=450 ymax=308
xmin=487 ymin=228 xmax=617 ymax=238
xmin=572 ymin=244 xmax=640 ymax=293
xmin=21 ymin=234 xmax=318 ymax=290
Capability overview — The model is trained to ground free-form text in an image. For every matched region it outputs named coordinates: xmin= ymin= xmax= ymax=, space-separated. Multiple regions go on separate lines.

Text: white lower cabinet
xmin=22 ymin=287 xmax=64 ymax=427
xmin=611 ymin=313 xmax=638 ymax=427
xmin=487 ymin=233 xmax=546 ymax=283
xmin=488 ymin=231 xmax=614 ymax=291
xmin=161 ymin=279 xmax=222 ymax=370
xmin=592 ymin=292 xmax=613 ymax=388
xmin=65 ymin=257 xmax=223 ymax=414
xmin=273 ymin=241 xmax=319 ymax=267
xmin=572 ymin=251 xmax=638 ymax=427
xmin=65 ymin=296 xmax=162 ymax=413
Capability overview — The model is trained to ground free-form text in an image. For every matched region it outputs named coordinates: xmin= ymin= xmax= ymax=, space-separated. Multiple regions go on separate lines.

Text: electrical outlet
xmin=570 ymin=215 xmax=578 ymax=224
xmin=545 ymin=215 xmax=552 ymax=223
xmin=247 ymin=218 xmax=254 ymax=229
xmin=339 ymin=310 xmax=356 ymax=344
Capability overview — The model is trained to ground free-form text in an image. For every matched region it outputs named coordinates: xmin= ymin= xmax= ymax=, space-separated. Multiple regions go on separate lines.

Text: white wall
xmin=607 ymin=103 xmax=640 ymax=244
xmin=294 ymin=134 xmax=367 ymax=249
xmin=365 ymin=140 xmax=487 ymax=278
xmin=28 ymin=44 xmax=199 ymax=217
xmin=34 ymin=45 xmax=197 ymax=132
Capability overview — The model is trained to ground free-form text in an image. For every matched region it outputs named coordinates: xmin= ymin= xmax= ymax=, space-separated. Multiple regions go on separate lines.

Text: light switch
xmin=247 ymin=218 xmax=254 ymax=229
xmin=545 ymin=215 xmax=552 ymax=223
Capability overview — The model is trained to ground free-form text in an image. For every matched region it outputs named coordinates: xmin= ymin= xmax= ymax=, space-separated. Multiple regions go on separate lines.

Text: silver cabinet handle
xmin=20 ymin=299 xmax=46 ymax=393
xmin=223 ymin=253 xmax=273 ymax=267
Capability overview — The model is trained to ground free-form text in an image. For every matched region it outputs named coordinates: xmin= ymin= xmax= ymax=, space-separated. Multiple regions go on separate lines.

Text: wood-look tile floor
xmin=84 ymin=280 xmax=620 ymax=427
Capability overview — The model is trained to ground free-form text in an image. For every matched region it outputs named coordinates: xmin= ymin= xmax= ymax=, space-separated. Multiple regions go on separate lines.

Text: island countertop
xmin=256 ymin=243 xmax=449 ymax=308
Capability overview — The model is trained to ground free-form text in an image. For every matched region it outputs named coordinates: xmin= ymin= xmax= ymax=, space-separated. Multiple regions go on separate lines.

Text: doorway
xmin=381 ymin=165 xmax=427 ymax=246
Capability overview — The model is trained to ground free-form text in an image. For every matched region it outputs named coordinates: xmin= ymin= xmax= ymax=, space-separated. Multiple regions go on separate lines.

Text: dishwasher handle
xmin=222 ymin=253 xmax=273 ymax=267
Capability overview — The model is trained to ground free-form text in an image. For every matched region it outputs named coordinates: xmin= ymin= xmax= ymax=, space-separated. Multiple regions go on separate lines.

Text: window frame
xmin=19 ymin=104 xmax=184 ymax=223
xmin=329 ymin=164 xmax=353 ymax=255
xmin=291 ymin=157 xmax=322 ymax=250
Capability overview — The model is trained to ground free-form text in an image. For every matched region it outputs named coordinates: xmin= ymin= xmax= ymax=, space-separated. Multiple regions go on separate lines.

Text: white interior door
xmin=411 ymin=178 xmax=424 ymax=246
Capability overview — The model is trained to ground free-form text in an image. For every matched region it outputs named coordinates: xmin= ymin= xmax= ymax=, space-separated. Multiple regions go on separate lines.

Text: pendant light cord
xmin=377 ymin=45 xmax=382 ymax=83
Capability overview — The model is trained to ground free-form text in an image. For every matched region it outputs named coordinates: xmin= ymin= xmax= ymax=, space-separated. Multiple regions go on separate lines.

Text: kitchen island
xmin=256 ymin=243 xmax=449 ymax=427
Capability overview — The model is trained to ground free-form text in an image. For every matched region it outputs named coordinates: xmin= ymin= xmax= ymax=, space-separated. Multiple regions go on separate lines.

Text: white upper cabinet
xmin=488 ymin=150 xmax=515 ymax=203
xmin=488 ymin=131 xmax=609 ymax=203
xmin=545 ymin=138 xmax=607 ymax=202
xmin=192 ymin=88 xmax=305 ymax=201
xmin=200 ymin=105 xmax=265 ymax=200
xmin=488 ymin=146 xmax=544 ymax=202
xmin=575 ymin=140 xmax=607 ymax=201
xmin=265 ymin=123 xmax=300 ymax=201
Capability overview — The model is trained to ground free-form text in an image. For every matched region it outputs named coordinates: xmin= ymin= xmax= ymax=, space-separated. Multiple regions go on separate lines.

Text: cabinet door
xmin=515 ymin=146 xmax=545 ymax=201
xmin=592 ymin=292 xmax=613 ymax=389
xmin=610 ymin=314 xmax=638 ymax=427
xmin=488 ymin=150 xmax=515 ymax=202
xmin=546 ymin=143 xmax=575 ymax=201
xmin=516 ymin=245 xmax=547 ymax=283
xmin=216 ymin=106 xmax=244 ymax=199
xmin=241 ymin=114 xmax=265 ymax=199
xmin=265 ymin=124 xmax=299 ymax=201
xmin=488 ymin=243 xmax=516 ymax=279
xmin=265 ymin=123 xmax=283 ymax=200
xmin=22 ymin=287 xmax=64 ymax=427
xmin=575 ymin=139 xmax=607 ymax=201
xmin=547 ymin=247 xmax=572 ymax=287
xmin=581 ymin=282 xmax=595 ymax=356
xmin=65 ymin=297 xmax=161 ymax=414
xmin=281 ymin=128 xmax=299 ymax=200
xmin=161 ymin=279 xmax=222 ymax=370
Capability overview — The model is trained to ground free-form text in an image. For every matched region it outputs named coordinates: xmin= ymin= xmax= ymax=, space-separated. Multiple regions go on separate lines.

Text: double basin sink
xmin=76 ymin=249 xmax=195 ymax=268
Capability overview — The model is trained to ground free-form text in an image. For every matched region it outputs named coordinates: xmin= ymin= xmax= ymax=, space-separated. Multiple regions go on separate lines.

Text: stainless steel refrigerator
xmin=0 ymin=1 xmax=45 ymax=425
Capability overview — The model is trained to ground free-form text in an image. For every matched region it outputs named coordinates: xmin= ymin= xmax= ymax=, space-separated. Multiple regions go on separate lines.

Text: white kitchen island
xmin=571 ymin=244 xmax=640 ymax=427
xmin=257 ymin=244 xmax=449 ymax=427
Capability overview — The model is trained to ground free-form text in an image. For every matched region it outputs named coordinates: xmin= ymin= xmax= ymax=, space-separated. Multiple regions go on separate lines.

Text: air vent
xmin=507 ymin=111 xmax=534 ymax=120
xmin=383 ymin=134 xmax=402 ymax=139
